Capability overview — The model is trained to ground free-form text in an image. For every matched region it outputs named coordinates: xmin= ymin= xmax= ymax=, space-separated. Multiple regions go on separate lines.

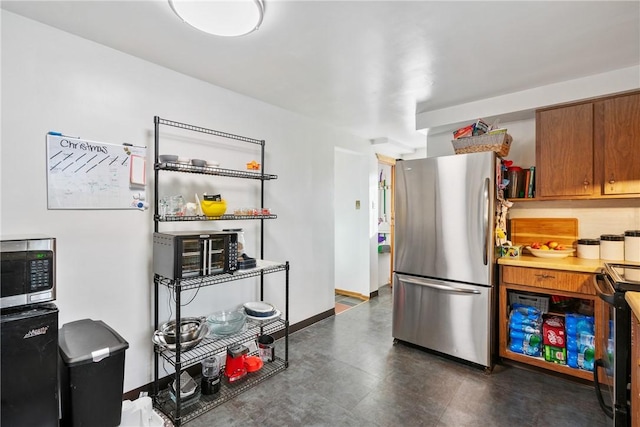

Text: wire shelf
xmin=155 ymin=117 xmax=264 ymax=146
xmin=155 ymin=213 xmax=277 ymax=222
xmin=153 ymin=117 xmax=289 ymax=427
xmin=154 ymin=357 xmax=287 ymax=425
xmin=155 ymin=162 xmax=277 ymax=180
xmin=154 ymin=260 xmax=287 ymax=291
xmin=154 ymin=318 xmax=287 ymax=368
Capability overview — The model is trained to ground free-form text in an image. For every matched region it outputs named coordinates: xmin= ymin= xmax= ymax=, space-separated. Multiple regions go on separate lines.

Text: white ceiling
xmin=2 ymin=1 xmax=639 ymax=151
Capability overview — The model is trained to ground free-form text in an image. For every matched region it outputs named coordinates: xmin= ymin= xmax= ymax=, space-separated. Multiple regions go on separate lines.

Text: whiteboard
xmin=46 ymin=134 xmax=147 ymax=209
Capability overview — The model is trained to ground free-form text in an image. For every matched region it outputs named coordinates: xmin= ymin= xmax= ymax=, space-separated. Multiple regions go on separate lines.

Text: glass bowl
xmin=207 ymin=310 xmax=246 ymax=336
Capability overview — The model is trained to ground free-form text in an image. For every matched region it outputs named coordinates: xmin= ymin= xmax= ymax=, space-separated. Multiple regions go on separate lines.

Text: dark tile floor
xmin=189 ymin=285 xmax=611 ymax=426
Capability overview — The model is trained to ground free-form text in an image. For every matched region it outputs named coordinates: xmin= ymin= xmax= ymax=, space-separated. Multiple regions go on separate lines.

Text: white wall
xmin=1 ymin=11 xmax=372 ymax=392
xmin=334 ymin=148 xmax=370 ymax=297
xmin=508 ymin=199 xmax=640 ymax=240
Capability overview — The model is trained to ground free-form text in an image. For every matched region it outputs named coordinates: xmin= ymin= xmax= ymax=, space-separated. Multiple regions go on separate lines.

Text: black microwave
xmin=153 ymin=231 xmax=238 ymax=279
xmin=1 ymin=236 xmax=56 ymax=309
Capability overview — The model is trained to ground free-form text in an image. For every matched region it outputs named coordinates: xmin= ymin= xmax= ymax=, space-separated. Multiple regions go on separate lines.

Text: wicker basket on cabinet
xmin=451 ymin=132 xmax=512 ymax=157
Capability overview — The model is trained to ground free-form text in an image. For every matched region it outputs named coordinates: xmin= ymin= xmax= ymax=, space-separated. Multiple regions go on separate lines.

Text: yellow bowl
xmin=200 ymin=200 xmax=227 ymax=217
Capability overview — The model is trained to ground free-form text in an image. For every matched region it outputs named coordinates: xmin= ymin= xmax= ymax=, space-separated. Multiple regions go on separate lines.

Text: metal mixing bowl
xmin=160 ymin=317 xmax=206 ymax=344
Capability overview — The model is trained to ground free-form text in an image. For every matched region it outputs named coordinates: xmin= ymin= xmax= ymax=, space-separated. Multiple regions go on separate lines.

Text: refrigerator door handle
xmin=398 ymin=276 xmax=481 ymax=294
xmin=483 ymin=177 xmax=489 ymax=266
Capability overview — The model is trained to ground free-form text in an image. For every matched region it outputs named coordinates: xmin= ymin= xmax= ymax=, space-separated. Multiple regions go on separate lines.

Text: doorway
xmin=376 ymin=154 xmax=395 ymax=289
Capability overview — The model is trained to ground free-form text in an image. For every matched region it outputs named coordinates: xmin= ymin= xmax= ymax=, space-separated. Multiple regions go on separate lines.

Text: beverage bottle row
xmin=566 ymin=313 xmax=595 ymax=371
xmin=509 ymin=304 xmax=543 ymax=357
xmin=509 ymin=309 xmax=542 ymax=334
xmin=509 ymin=330 xmax=542 ymax=357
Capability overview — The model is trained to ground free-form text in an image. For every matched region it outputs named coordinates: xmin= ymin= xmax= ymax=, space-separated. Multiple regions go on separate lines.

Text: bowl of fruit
xmin=526 ymin=241 xmax=575 ymax=259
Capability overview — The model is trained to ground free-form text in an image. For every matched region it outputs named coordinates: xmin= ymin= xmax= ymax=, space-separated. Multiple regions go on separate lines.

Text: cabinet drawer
xmin=502 ymin=266 xmax=595 ymax=295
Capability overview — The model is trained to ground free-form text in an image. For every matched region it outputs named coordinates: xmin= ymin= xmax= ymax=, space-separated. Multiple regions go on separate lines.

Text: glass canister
xmin=577 ymin=238 xmax=600 ymax=260
xmin=625 ymin=230 xmax=640 ymax=263
xmin=600 ymin=234 xmax=625 ymax=261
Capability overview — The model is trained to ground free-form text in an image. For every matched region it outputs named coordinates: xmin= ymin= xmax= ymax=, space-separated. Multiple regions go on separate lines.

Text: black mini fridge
xmin=1 ymin=303 xmax=59 ymax=427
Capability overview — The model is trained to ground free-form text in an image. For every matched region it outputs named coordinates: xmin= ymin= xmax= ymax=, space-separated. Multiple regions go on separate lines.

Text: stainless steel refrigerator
xmin=392 ymin=151 xmax=498 ymax=369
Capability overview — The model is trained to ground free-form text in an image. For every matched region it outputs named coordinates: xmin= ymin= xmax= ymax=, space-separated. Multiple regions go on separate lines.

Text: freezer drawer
xmin=392 ymin=273 xmax=492 ymax=368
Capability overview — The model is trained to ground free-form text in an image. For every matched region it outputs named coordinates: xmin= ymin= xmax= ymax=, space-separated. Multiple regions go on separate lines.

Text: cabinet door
xmin=536 ymin=103 xmax=594 ymax=197
xmin=602 ymin=93 xmax=640 ymax=195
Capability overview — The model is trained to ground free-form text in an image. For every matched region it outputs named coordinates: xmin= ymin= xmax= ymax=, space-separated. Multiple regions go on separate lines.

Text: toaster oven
xmin=153 ymin=231 xmax=238 ymax=279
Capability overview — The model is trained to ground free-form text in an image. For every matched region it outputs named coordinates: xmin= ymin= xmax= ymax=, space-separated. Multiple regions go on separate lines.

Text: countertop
xmin=498 ymin=254 xmax=605 ymax=273
xmin=627 ymin=292 xmax=640 ymax=320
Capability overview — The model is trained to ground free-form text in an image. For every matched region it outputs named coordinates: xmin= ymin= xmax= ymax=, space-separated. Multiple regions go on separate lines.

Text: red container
xmin=543 ymin=315 xmax=565 ymax=347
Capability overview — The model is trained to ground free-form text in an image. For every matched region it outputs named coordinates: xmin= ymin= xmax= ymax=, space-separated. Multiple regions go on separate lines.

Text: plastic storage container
xmin=58 ymin=319 xmax=129 ymax=427
xmin=600 ymin=234 xmax=625 ymax=261
xmin=577 ymin=238 xmax=600 ymax=260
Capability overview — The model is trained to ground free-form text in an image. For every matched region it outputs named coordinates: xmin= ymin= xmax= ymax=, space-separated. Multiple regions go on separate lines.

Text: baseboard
xmin=124 ymin=308 xmax=335 ymax=400
xmin=335 ymin=288 xmax=369 ymax=301
xmin=288 ymin=308 xmax=334 ymax=334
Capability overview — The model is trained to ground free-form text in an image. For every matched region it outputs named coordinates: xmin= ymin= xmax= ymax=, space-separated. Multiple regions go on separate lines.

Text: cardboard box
xmin=544 ymin=345 xmax=567 ymax=365
xmin=543 ymin=315 xmax=565 ymax=347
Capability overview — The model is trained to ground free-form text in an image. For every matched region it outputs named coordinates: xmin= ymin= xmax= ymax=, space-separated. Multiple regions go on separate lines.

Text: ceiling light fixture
xmin=169 ymin=0 xmax=264 ymax=37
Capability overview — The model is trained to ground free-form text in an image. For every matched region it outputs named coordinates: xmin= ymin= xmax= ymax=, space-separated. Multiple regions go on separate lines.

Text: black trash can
xmin=58 ymin=319 xmax=129 ymax=427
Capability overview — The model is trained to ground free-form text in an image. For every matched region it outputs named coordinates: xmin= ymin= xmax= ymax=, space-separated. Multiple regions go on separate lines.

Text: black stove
xmin=594 ymin=263 xmax=640 ymax=426
xmin=605 ymin=263 xmax=640 ymax=291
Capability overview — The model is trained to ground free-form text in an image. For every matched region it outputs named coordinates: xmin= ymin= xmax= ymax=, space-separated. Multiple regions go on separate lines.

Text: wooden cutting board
xmin=509 ymin=218 xmax=578 ymax=248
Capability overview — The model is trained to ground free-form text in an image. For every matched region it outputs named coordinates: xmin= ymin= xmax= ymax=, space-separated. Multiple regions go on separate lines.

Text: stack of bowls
xmin=153 ymin=317 xmax=209 ymax=351
xmin=160 ymin=317 xmax=206 ymax=344
xmin=243 ymin=302 xmax=276 ymax=318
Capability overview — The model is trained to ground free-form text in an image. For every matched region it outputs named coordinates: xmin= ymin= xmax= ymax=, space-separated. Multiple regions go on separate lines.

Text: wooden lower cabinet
xmin=499 ymin=265 xmax=604 ymax=381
